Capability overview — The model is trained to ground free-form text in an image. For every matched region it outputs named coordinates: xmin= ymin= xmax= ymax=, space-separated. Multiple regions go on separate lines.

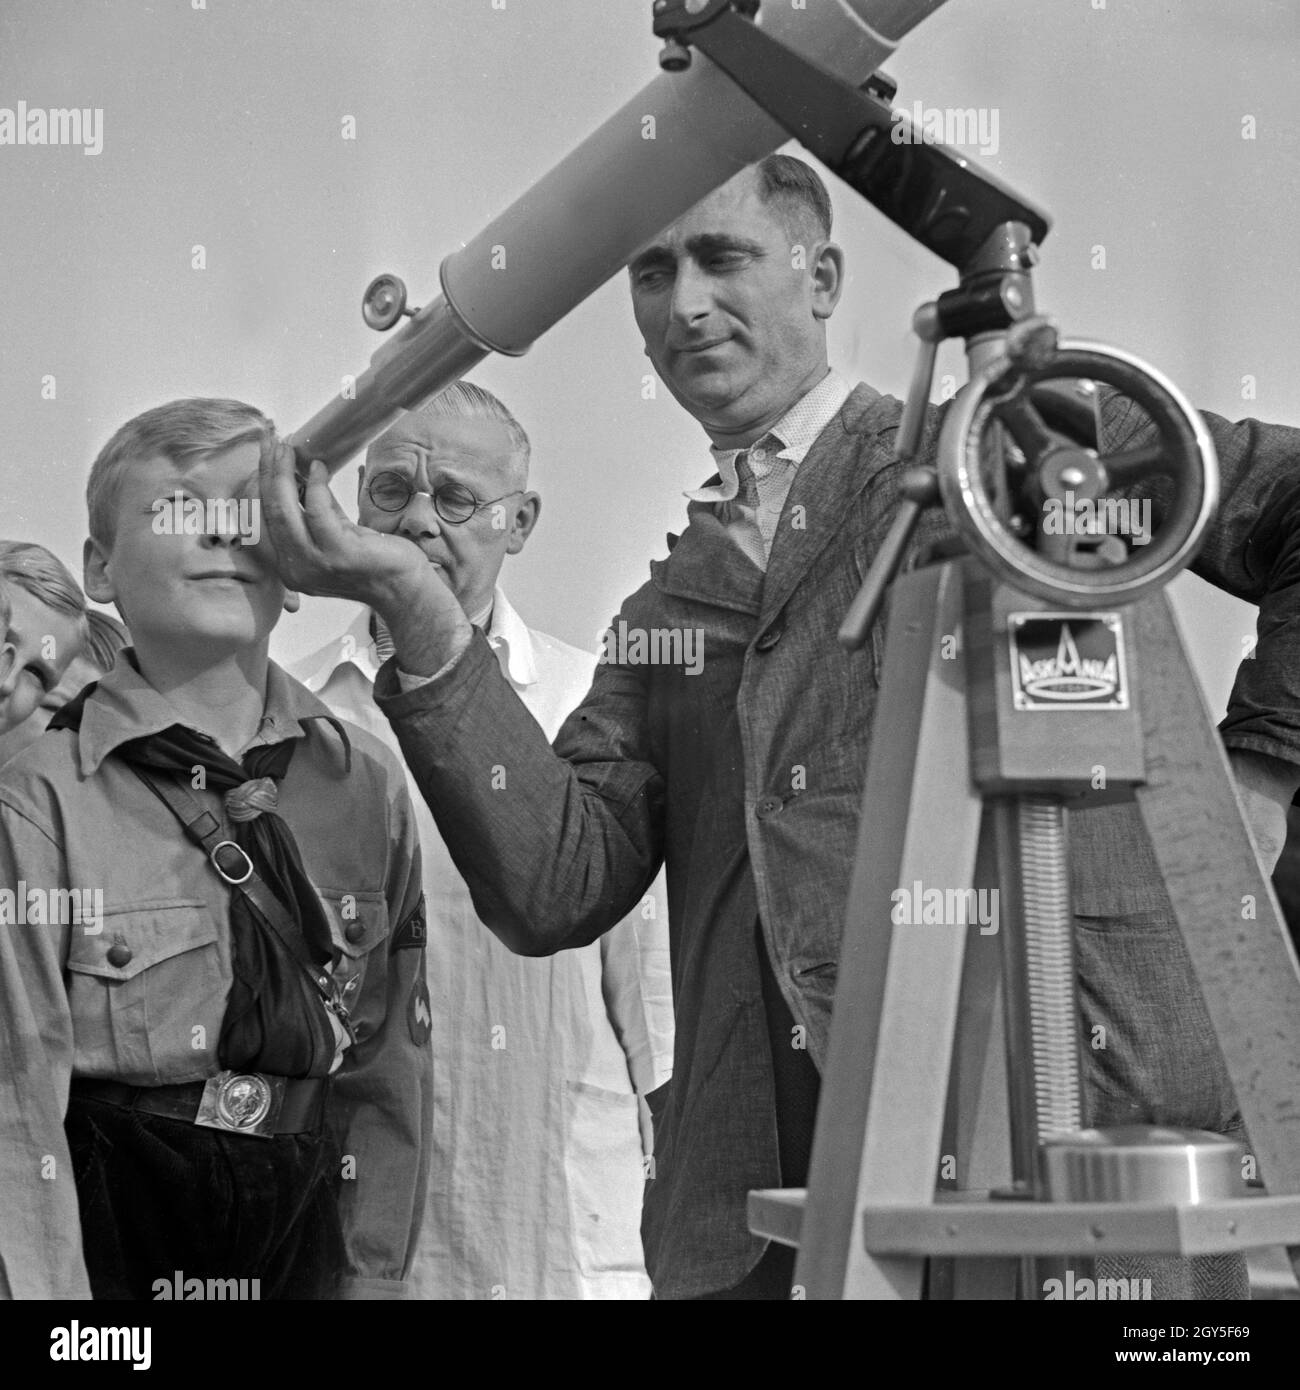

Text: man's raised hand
xmin=258 ymin=437 xmax=471 ymax=677
xmin=257 ymin=438 xmax=417 ymax=605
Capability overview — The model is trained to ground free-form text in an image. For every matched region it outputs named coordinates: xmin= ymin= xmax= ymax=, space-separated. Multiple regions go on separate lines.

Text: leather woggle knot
xmin=224 ymin=776 xmax=279 ymax=822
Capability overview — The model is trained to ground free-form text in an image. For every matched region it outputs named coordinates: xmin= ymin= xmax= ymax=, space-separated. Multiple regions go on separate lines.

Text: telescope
xmin=286 ymin=0 xmax=949 ymax=470
xmin=287 ymin=0 xmax=1213 ymax=614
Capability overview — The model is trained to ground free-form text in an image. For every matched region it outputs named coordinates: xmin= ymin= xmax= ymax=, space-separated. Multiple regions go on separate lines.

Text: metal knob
xmin=362 ymin=274 xmax=417 ymax=332
xmin=658 ymin=38 xmax=692 ymax=72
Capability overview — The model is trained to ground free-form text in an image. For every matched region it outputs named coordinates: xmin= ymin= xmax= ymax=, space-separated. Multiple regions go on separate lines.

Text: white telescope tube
xmin=289 ymin=0 xmax=951 ymax=469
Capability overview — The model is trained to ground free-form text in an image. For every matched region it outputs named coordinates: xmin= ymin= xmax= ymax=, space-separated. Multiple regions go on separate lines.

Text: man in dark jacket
xmin=261 ymin=157 xmax=1300 ymax=1299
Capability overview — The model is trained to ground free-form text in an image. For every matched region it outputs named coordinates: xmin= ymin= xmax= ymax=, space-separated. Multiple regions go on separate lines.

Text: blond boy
xmin=0 ymin=399 xmax=431 ymax=1299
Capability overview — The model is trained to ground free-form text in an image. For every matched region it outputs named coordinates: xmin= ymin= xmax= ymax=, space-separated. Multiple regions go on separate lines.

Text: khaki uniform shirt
xmin=0 ymin=655 xmax=431 ymax=1299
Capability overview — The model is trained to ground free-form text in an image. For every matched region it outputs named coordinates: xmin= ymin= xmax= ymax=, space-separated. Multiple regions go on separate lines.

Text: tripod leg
xmin=796 ymin=561 xmax=983 ymax=1299
xmin=932 ymin=811 xmax=1017 ymax=1300
xmin=1131 ymin=592 xmax=1300 ymax=1276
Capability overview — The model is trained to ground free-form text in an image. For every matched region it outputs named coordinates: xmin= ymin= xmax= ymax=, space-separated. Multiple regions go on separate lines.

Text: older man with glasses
xmin=288 ymin=381 xmax=672 ymax=1300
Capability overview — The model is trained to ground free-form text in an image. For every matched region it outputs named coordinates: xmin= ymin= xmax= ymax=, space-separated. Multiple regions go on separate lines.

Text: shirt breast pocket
xmin=65 ymin=900 xmax=224 ymax=1082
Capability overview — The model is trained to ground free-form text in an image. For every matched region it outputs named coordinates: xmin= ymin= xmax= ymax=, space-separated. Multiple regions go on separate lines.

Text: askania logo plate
xmin=1007 ymin=612 xmax=1129 ymax=711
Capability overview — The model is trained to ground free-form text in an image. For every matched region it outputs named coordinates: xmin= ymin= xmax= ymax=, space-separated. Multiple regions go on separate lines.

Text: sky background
xmin=2 ymin=0 xmax=1298 ymax=721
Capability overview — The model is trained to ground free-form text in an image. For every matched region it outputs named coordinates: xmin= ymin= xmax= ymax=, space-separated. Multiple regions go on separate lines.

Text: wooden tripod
xmin=749 ymin=556 xmax=1300 ymax=1299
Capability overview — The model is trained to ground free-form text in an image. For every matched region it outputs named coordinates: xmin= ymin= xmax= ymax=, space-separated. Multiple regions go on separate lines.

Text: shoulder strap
xmin=129 ymin=764 xmax=331 ymax=990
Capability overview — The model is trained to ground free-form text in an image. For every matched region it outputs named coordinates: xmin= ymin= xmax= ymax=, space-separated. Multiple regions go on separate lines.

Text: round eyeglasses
xmin=365 ymin=471 xmax=522 ymax=524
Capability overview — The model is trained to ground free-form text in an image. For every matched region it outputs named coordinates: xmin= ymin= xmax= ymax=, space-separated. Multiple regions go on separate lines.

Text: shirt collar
xmin=685 ymin=368 xmax=854 ymax=502
xmin=482 ymin=586 xmax=537 ymax=688
xmin=293 ymin=606 xmax=379 ymax=692
xmin=73 ymin=649 xmax=350 ymax=777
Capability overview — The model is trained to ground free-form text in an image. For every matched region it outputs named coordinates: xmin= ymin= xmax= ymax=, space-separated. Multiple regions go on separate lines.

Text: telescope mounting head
xmin=643 ymin=0 xmax=1217 ymax=633
xmin=654 ymin=0 xmax=758 ymax=72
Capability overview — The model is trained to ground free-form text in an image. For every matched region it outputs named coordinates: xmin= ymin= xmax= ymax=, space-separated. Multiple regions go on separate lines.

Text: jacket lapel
xmin=760 ymin=384 xmax=904 ymax=624
xmin=651 ymin=498 xmax=765 ymax=617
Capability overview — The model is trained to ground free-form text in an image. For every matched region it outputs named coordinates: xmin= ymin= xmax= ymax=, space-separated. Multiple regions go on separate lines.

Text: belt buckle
xmin=195 ymin=1070 xmax=285 ymax=1139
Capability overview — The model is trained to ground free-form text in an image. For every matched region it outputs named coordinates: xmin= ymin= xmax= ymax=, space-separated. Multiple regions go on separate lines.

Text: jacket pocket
xmin=562 ymin=1081 xmax=650 ymax=1289
xmin=644 ymin=1077 xmax=673 ymax=1130
xmin=66 ymin=900 xmax=223 ymax=1080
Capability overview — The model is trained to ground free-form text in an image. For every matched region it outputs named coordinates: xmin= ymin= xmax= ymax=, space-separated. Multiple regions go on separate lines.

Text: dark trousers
xmin=66 ymin=1094 xmax=345 ymax=1300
